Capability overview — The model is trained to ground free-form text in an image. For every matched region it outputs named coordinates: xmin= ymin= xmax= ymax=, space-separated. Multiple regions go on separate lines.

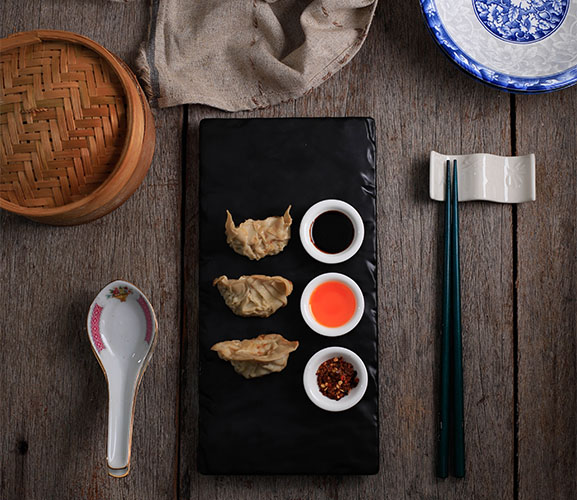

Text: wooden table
xmin=1 ymin=1 xmax=575 ymax=499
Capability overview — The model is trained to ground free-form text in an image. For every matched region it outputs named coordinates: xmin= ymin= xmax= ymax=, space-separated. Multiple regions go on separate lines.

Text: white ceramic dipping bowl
xmin=303 ymin=346 xmax=368 ymax=412
xmin=299 ymin=199 xmax=364 ymax=264
xmin=300 ymin=272 xmax=364 ymax=337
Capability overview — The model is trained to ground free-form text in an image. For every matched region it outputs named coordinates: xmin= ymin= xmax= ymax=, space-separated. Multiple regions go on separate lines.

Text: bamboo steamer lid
xmin=0 ymin=30 xmax=155 ymax=225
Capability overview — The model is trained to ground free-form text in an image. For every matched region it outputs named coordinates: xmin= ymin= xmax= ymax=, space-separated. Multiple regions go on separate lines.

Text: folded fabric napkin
xmin=128 ymin=0 xmax=377 ymax=111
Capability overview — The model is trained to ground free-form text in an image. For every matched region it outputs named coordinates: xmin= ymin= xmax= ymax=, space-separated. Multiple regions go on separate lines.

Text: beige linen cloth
xmin=129 ymin=0 xmax=378 ymax=111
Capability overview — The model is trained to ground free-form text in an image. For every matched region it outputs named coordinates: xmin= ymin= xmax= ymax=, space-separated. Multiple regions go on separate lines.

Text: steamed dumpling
xmin=211 ymin=334 xmax=299 ymax=379
xmin=225 ymin=206 xmax=292 ymax=260
xmin=213 ymin=275 xmax=293 ymax=318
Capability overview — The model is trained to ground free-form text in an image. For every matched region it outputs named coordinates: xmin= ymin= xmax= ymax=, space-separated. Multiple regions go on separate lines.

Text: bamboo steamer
xmin=0 ymin=30 xmax=155 ymax=225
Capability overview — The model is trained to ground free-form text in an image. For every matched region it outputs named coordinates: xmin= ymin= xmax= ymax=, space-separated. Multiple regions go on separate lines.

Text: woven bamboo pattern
xmin=0 ymin=40 xmax=127 ymax=208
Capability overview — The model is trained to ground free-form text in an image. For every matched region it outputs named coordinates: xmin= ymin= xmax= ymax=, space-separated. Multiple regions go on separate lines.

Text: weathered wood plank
xmin=181 ymin=1 xmax=514 ymax=498
xmin=516 ymin=89 xmax=577 ymax=500
xmin=0 ymin=1 xmax=182 ymax=499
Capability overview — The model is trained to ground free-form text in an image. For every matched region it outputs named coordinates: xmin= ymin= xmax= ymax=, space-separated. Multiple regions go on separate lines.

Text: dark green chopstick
xmin=436 ymin=160 xmax=465 ymax=479
xmin=436 ymin=160 xmax=451 ymax=479
xmin=451 ymin=160 xmax=465 ymax=478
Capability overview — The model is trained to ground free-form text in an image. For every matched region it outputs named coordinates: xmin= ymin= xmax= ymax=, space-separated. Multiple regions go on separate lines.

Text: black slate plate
xmin=198 ymin=118 xmax=378 ymax=474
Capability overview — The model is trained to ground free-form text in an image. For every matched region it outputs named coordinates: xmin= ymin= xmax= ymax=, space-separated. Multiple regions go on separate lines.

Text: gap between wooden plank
xmin=510 ymin=93 xmax=519 ymax=500
xmin=177 ymin=103 xmax=190 ymax=500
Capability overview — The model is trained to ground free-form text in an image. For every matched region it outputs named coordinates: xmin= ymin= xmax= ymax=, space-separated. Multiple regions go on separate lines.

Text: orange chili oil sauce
xmin=309 ymin=280 xmax=356 ymax=327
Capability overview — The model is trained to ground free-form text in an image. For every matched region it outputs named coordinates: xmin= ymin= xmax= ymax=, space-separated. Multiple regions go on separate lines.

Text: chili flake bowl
xmin=303 ymin=347 xmax=368 ymax=412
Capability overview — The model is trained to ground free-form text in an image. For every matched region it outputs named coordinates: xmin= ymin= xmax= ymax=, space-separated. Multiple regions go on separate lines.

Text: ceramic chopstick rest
xmin=429 ymin=151 xmax=535 ymax=203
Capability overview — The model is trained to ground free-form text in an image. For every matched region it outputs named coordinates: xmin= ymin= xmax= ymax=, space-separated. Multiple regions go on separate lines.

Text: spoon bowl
xmin=87 ymin=280 xmax=158 ymax=477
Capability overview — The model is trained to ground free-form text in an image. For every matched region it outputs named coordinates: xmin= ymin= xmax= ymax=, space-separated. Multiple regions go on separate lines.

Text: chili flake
xmin=316 ymin=356 xmax=359 ymax=400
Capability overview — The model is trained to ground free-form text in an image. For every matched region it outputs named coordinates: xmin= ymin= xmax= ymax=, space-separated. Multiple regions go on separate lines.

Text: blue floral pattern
xmin=419 ymin=0 xmax=577 ymax=92
xmin=473 ymin=0 xmax=570 ymax=43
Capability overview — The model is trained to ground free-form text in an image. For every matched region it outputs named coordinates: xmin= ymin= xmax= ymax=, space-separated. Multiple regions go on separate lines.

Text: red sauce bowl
xmin=300 ymin=273 xmax=364 ymax=336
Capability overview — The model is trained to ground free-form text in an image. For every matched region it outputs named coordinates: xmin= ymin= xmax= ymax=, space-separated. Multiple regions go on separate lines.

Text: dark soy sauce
xmin=311 ymin=210 xmax=355 ymax=254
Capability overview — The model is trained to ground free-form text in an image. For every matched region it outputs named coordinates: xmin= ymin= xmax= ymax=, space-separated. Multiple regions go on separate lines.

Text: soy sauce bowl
xmin=299 ymin=199 xmax=364 ymax=264
xmin=303 ymin=347 xmax=368 ymax=412
xmin=300 ymin=273 xmax=364 ymax=337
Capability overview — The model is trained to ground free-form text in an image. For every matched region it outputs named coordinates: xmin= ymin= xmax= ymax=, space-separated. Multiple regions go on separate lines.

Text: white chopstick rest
xmin=429 ymin=151 xmax=536 ymax=203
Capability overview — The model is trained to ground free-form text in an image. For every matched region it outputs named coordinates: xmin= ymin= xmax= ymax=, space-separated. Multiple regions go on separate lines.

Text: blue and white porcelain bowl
xmin=420 ymin=0 xmax=577 ymax=92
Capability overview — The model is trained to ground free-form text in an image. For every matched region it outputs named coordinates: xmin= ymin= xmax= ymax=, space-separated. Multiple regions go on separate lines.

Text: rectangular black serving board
xmin=198 ymin=118 xmax=378 ymax=475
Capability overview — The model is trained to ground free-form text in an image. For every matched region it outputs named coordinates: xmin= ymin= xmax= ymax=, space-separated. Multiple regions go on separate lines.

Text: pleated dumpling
xmin=225 ymin=206 xmax=292 ymax=260
xmin=211 ymin=334 xmax=299 ymax=379
xmin=213 ymin=275 xmax=293 ymax=318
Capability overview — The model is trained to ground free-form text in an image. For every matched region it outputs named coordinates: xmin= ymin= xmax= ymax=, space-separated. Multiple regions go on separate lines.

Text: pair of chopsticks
xmin=437 ymin=160 xmax=465 ymax=479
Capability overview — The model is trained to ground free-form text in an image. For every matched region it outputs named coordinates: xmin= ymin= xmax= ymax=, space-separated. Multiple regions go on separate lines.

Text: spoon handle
xmin=107 ymin=371 xmax=139 ymax=477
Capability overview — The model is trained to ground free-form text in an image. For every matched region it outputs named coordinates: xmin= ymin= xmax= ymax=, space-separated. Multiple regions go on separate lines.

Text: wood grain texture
xmin=181 ymin=1 xmax=514 ymax=498
xmin=0 ymin=1 xmax=181 ymax=499
xmin=2 ymin=0 xmax=576 ymax=499
xmin=515 ymin=89 xmax=577 ymax=500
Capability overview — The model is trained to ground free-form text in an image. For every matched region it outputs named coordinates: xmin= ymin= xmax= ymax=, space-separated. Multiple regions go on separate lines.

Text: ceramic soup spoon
xmin=87 ymin=280 xmax=158 ymax=478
